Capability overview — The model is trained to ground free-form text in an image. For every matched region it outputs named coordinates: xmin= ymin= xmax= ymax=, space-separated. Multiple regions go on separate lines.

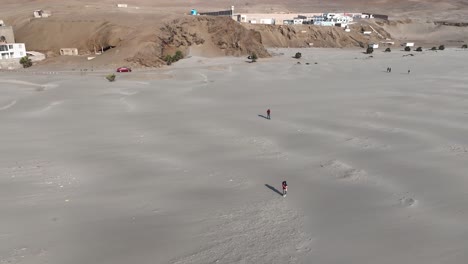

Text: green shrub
xmin=164 ymin=50 xmax=184 ymax=65
xmin=430 ymin=46 xmax=437 ymax=51
xmin=384 ymin=47 xmax=391 ymax=52
xmin=164 ymin=55 xmax=174 ymax=65
xmin=438 ymin=45 xmax=445 ymax=50
xmin=416 ymin=47 xmax=422 ymax=52
xmin=251 ymin=53 xmax=258 ymax=62
xmin=404 ymin=46 xmax=411 ymax=51
xmin=366 ymin=47 xmax=374 ymax=54
xmin=106 ymin=74 xmax=116 ymax=82
xmin=173 ymin=50 xmax=184 ymax=61
xmin=19 ymin=56 xmax=32 ymax=68
xmin=462 ymin=44 xmax=468 ymax=49
xmin=294 ymin=52 xmax=302 ymax=59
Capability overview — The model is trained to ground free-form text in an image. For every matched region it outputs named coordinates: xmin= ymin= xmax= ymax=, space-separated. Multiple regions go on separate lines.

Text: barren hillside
xmin=1 ymin=0 xmax=467 ymax=68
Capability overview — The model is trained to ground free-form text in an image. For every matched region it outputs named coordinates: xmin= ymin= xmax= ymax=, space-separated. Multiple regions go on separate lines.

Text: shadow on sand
xmin=258 ymin=114 xmax=269 ymax=120
xmin=265 ymin=184 xmax=283 ymax=196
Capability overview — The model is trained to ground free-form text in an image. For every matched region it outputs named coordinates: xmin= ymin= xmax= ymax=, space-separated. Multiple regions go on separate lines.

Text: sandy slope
xmin=2 ymin=0 xmax=467 ymax=68
xmin=1 ymin=48 xmax=468 ymax=263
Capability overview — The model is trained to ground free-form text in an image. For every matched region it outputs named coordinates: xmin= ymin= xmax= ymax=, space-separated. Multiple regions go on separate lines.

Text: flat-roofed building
xmin=0 ymin=43 xmax=26 ymax=60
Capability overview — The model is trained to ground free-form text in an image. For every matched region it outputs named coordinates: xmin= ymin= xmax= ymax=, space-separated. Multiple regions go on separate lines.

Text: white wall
xmin=259 ymin=18 xmax=274 ymax=25
xmin=293 ymin=19 xmax=303 ymax=25
xmin=0 ymin=43 xmax=26 ymax=60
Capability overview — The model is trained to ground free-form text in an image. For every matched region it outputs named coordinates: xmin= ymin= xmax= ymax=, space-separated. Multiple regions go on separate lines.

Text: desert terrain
xmin=2 ymin=47 xmax=468 ymax=263
xmin=1 ymin=0 xmax=468 ymax=68
xmin=2 ymin=0 xmax=468 ymax=263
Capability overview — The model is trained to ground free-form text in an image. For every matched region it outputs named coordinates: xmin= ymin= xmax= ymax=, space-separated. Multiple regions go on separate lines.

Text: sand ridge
xmin=1 ymin=48 xmax=468 ymax=263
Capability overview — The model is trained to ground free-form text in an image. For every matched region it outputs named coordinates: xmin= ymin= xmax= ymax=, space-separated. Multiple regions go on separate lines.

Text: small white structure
xmin=0 ymin=43 xmax=26 ymax=60
xmin=404 ymin=42 xmax=415 ymax=47
xmin=314 ymin=21 xmax=335 ymax=26
xmin=239 ymin=15 xmax=247 ymax=23
xmin=60 ymin=48 xmax=78 ymax=56
xmin=117 ymin=4 xmax=128 ymax=8
xmin=331 ymin=15 xmax=353 ymax=24
xmin=369 ymin=43 xmax=379 ymax=49
xmin=324 ymin=13 xmax=337 ymax=20
xmin=250 ymin=20 xmax=257 ymax=24
xmin=26 ymin=51 xmax=46 ymax=62
xmin=0 ymin=20 xmax=5 ymax=27
xmin=345 ymin=28 xmax=351 ymax=32
xmin=293 ymin=19 xmax=303 ymax=25
xmin=363 ymin=31 xmax=372 ymax=35
xmin=33 ymin=10 xmax=50 ymax=18
xmin=259 ymin=18 xmax=275 ymax=25
xmin=312 ymin=15 xmax=326 ymax=23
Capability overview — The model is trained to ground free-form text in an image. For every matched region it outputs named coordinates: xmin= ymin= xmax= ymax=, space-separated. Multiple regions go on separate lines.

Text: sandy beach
xmin=1 ymin=48 xmax=468 ymax=263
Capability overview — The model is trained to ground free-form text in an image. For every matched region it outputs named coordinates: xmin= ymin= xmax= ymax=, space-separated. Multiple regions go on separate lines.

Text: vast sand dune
xmin=1 ymin=48 xmax=468 ymax=263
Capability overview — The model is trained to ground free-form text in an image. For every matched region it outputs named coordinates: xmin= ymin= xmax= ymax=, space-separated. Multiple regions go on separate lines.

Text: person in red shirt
xmin=282 ymin=181 xmax=288 ymax=197
xmin=267 ymin=109 xmax=271 ymax=120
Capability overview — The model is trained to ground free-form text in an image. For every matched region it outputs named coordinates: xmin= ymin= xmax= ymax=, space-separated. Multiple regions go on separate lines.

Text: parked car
xmin=116 ymin=67 xmax=131 ymax=72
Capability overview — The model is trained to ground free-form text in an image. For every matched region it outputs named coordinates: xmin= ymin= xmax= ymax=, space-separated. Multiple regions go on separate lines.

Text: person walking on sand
xmin=282 ymin=181 xmax=288 ymax=197
xmin=408 ymin=69 xmax=411 ymax=74
xmin=267 ymin=109 xmax=271 ymax=120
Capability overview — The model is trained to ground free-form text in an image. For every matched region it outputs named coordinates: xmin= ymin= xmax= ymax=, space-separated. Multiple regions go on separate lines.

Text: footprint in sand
xmin=320 ymin=160 xmax=368 ymax=182
xmin=440 ymin=144 xmax=468 ymax=156
xmin=363 ymin=122 xmax=402 ymax=133
xmin=32 ymin=101 xmax=63 ymax=115
xmin=344 ymin=137 xmax=390 ymax=150
xmin=119 ymin=97 xmax=135 ymax=112
xmin=235 ymin=136 xmax=289 ymax=160
xmin=0 ymin=100 xmax=17 ymax=111
xmin=399 ymin=197 xmax=418 ymax=208
xmin=118 ymin=89 xmax=139 ymax=96
xmin=361 ymin=110 xmax=384 ymax=119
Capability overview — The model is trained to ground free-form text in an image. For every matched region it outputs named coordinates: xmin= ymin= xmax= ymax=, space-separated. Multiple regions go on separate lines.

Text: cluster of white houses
xmin=234 ymin=12 xmax=386 ymax=27
xmin=192 ymin=6 xmax=387 ymax=28
xmin=236 ymin=13 xmax=351 ymax=26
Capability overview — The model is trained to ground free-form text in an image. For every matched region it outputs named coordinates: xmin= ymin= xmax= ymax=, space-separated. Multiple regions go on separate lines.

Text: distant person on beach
xmin=267 ymin=109 xmax=271 ymax=120
xmin=282 ymin=181 xmax=288 ymax=197
xmin=408 ymin=69 xmax=411 ymax=74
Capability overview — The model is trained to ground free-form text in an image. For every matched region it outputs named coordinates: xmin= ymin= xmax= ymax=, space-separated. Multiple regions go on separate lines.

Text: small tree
xmin=462 ymin=44 xmax=467 ymax=49
xmin=294 ymin=52 xmax=302 ymax=59
xmin=106 ymin=73 xmax=116 ymax=82
xmin=384 ymin=47 xmax=391 ymax=52
xmin=164 ymin=54 xmax=174 ymax=65
xmin=430 ymin=46 xmax=437 ymax=51
xmin=404 ymin=46 xmax=411 ymax=51
xmin=19 ymin=56 xmax=32 ymax=68
xmin=251 ymin=53 xmax=258 ymax=62
xmin=366 ymin=47 xmax=374 ymax=54
xmin=173 ymin=50 xmax=184 ymax=61
xmin=438 ymin=45 xmax=445 ymax=50
xmin=416 ymin=47 xmax=423 ymax=52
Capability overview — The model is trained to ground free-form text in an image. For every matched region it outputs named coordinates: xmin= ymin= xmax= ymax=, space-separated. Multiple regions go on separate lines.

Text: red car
xmin=116 ymin=67 xmax=132 ymax=72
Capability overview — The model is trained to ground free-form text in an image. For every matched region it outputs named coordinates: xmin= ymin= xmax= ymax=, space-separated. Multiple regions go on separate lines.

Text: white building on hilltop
xmin=0 ymin=43 xmax=26 ymax=60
